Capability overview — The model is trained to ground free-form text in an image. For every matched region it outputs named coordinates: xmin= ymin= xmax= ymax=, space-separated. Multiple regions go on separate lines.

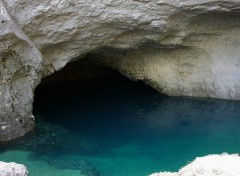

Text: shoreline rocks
xmin=0 ymin=161 xmax=28 ymax=176
xmin=149 ymin=153 xmax=240 ymax=176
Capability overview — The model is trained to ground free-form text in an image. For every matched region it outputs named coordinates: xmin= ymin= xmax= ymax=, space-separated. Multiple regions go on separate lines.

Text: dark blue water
xmin=1 ymin=76 xmax=240 ymax=176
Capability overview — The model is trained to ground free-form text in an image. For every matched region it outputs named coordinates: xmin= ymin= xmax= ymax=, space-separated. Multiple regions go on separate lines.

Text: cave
xmin=33 ymin=54 xmax=158 ymax=135
xmin=26 ymin=54 xmax=240 ymax=176
xmin=2 ymin=0 xmax=240 ymax=175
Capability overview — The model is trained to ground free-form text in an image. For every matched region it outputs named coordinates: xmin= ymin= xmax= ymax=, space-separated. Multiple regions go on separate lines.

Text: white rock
xmin=0 ymin=161 xmax=28 ymax=176
xmin=149 ymin=153 xmax=240 ymax=176
xmin=150 ymin=20 xmax=166 ymax=29
xmin=1 ymin=126 xmax=7 ymax=130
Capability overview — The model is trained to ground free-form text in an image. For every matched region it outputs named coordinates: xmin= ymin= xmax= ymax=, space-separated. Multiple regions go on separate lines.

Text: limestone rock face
xmin=0 ymin=0 xmax=42 ymax=141
xmin=149 ymin=154 xmax=240 ymax=176
xmin=0 ymin=161 xmax=28 ymax=176
xmin=1 ymin=0 xmax=240 ymax=140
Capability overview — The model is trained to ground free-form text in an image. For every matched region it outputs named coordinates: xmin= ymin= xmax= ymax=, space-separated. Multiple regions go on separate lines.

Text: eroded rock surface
xmin=149 ymin=153 xmax=240 ymax=176
xmin=0 ymin=0 xmax=42 ymax=141
xmin=1 ymin=0 xmax=240 ymax=140
xmin=0 ymin=161 xmax=28 ymax=176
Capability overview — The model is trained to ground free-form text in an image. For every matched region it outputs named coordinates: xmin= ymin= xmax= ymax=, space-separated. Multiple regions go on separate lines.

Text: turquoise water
xmin=1 ymin=76 xmax=240 ymax=176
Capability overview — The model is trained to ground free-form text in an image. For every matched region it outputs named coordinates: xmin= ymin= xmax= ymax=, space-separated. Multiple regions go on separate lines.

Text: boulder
xmin=150 ymin=153 xmax=240 ymax=176
xmin=0 ymin=161 xmax=28 ymax=176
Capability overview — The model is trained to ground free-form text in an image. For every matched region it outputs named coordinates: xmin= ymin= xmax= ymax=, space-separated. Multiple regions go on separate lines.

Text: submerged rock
xmin=149 ymin=153 xmax=240 ymax=176
xmin=0 ymin=118 xmax=106 ymax=157
xmin=46 ymin=158 xmax=100 ymax=176
xmin=0 ymin=161 xmax=28 ymax=176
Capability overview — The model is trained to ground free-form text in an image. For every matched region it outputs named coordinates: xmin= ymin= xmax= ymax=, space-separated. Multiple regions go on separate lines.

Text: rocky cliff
xmin=1 ymin=0 xmax=240 ymax=141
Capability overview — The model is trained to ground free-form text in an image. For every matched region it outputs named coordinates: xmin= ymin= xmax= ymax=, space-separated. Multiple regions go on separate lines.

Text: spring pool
xmin=1 ymin=77 xmax=240 ymax=176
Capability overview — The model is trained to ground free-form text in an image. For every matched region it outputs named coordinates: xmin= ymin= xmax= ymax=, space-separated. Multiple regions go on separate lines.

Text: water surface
xmin=1 ymin=77 xmax=240 ymax=176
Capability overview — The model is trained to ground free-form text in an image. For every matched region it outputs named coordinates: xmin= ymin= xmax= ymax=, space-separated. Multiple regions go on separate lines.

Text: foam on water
xmin=1 ymin=77 xmax=240 ymax=176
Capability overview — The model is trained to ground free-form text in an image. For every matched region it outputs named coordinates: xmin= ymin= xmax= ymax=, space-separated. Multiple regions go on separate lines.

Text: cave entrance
xmin=22 ymin=54 xmax=240 ymax=176
xmin=33 ymin=55 xmax=157 ymax=136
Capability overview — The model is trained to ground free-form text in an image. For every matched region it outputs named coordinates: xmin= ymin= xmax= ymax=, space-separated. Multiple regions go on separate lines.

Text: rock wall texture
xmin=0 ymin=161 xmax=28 ymax=176
xmin=149 ymin=153 xmax=240 ymax=176
xmin=1 ymin=0 xmax=240 ymax=140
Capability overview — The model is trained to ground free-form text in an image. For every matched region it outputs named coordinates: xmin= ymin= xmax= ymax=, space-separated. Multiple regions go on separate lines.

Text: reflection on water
xmin=1 ymin=77 xmax=240 ymax=176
